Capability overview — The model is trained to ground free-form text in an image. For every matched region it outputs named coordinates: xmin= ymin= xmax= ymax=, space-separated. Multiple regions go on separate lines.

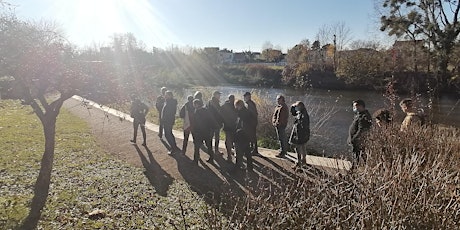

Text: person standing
xmin=207 ymin=91 xmax=223 ymax=155
xmin=191 ymin=99 xmax=215 ymax=164
xmin=399 ymin=98 xmax=424 ymax=132
xmin=162 ymin=90 xmax=180 ymax=154
xmin=347 ymin=99 xmax=372 ymax=164
xmin=273 ymin=95 xmax=289 ymax=158
xmin=193 ymin=91 xmax=203 ymax=103
xmin=288 ymin=101 xmax=310 ymax=169
xmin=155 ymin=87 xmax=167 ymax=138
xmin=243 ymin=92 xmax=259 ymax=156
xmin=130 ymin=97 xmax=149 ymax=146
xmin=234 ymin=99 xmax=254 ymax=172
xmin=372 ymin=108 xmax=392 ymax=128
xmin=221 ymin=94 xmax=238 ymax=160
xmin=179 ymin=95 xmax=194 ymax=153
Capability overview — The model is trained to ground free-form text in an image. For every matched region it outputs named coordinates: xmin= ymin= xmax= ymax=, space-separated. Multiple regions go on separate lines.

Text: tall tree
xmin=380 ymin=0 xmax=460 ymax=89
xmin=0 ymin=11 xmax=104 ymax=228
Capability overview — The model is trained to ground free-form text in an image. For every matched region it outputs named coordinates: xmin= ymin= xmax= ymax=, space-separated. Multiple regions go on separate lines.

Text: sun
xmin=50 ymin=0 xmax=175 ymax=48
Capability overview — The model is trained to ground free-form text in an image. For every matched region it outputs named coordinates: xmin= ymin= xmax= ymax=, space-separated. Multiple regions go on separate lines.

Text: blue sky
xmin=11 ymin=0 xmax=384 ymax=52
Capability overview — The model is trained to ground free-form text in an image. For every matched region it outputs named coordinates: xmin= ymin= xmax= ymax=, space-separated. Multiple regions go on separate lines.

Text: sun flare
xmin=48 ymin=0 xmax=176 ymax=48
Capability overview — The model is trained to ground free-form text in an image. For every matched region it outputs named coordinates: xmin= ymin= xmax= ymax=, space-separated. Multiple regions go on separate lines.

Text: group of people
xmin=177 ymin=90 xmax=261 ymax=171
xmin=347 ymin=98 xmax=426 ymax=164
xmin=130 ymin=86 xmax=425 ymax=171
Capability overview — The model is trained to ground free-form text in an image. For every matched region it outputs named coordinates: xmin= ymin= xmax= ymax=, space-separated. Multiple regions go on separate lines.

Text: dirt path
xmin=63 ymin=97 xmax=313 ymax=199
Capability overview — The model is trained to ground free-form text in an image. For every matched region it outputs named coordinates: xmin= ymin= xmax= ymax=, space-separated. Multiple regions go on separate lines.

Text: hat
xmin=243 ymin=92 xmax=251 ymax=96
xmin=213 ymin=90 xmax=222 ymax=96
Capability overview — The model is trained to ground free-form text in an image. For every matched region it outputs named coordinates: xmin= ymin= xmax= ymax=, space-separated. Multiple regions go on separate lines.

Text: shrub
xmin=201 ymin=124 xmax=460 ymax=228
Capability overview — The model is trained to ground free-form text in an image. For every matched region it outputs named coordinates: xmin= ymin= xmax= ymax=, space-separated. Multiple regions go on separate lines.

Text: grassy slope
xmin=0 ymin=100 xmax=215 ymax=229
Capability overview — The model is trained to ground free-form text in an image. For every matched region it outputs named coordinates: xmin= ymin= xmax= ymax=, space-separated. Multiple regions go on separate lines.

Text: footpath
xmin=63 ymin=96 xmax=351 ymax=196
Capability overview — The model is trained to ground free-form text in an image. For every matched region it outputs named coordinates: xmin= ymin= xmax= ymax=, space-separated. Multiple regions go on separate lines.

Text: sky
xmin=11 ymin=0 xmax=386 ymax=52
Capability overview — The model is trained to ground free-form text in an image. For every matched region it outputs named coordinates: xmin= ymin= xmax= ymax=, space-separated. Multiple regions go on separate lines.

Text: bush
xmin=201 ymin=124 xmax=460 ymax=228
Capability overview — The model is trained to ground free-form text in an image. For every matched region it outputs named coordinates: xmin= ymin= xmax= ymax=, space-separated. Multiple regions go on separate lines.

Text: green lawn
xmin=0 ymin=100 xmax=216 ymax=229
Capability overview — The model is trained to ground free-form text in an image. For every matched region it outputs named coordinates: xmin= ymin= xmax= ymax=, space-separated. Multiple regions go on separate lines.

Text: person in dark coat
xmin=220 ymin=94 xmax=237 ymax=160
xmin=161 ymin=90 xmax=180 ymax=154
xmin=193 ymin=91 xmax=203 ymax=103
xmin=372 ymin=108 xmax=392 ymax=128
xmin=233 ymin=99 xmax=254 ymax=172
xmin=348 ymin=99 xmax=372 ymax=164
xmin=273 ymin=95 xmax=289 ymax=158
xmin=288 ymin=101 xmax=310 ymax=169
xmin=243 ymin=92 xmax=259 ymax=155
xmin=155 ymin=87 xmax=167 ymax=138
xmin=130 ymin=98 xmax=149 ymax=146
xmin=179 ymin=95 xmax=194 ymax=153
xmin=207 ymin=91 xmax=224 ymax=155
xmin=191 ymin=99 xmax=215 ymax=164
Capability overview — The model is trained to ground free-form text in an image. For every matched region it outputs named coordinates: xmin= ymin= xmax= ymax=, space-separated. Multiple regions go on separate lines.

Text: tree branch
xmin=38 ymin=94 xmax=50 ymax=112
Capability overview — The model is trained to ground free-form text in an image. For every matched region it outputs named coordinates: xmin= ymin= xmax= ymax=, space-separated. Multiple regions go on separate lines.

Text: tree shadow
xmin=20 ymin=150 xmax=54 ymax=230
xmin=133 ymin=145 xmax=173 ymax=196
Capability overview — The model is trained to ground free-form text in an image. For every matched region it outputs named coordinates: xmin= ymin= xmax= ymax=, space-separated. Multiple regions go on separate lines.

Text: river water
xmin=180 ymin=86 xmax=459 ymax=157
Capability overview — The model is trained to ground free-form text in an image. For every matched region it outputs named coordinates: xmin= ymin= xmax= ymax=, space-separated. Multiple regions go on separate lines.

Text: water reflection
xmin=177 ymin=86 xmax=459 ymax=156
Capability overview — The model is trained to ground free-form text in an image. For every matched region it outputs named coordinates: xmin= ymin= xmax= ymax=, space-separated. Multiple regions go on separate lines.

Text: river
xmin=180 ymin=86 xmax=459 ymax=157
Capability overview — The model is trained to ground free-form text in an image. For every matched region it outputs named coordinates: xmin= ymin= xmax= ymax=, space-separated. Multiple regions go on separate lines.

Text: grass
xmin=0 ymin=100 xmax=217 ymax=229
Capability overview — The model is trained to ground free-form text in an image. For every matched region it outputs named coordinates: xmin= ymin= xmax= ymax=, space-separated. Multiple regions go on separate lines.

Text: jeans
xmin=224 ymin=130 xmax=235 ymax=155
xmin=193 ymin=134 xmax=213 ymax=161
xmin=211 ymin=128 xmax=221 ymax=152
xmin=276 ymin=126 xmax=287 ymax=154
xmin=235 ymin=140 xmax=252 ymax=170
xmin=182 ymin=129 xmax=191 ymax=152
xmin=164 ymin=123 xmax=178 ymax=150
xmin=158 ymin=115 xmax=164 ymax=137
xmin=133 ymin=119 xmax=146 ymax=143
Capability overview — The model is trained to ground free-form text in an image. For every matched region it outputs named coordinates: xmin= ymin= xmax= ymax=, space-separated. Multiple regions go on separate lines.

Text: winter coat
xmin=400 ymin=112 xmax=424 ymax=132
xmin=272 ymin=102 xmax=289 ymax=128
xmin=192 ymin=107 xmax=217 ymax=139
xmin=130 ymin=100 xmax=149 ymax=122
xmin=155 ymin=95 xmax=165 ymax=112
xmin=235 ymin=107 xmax=255 ymax=144
xmin=221 ymin=100 xmax=238 ymax=132
xmin=161 ymin=98 xmax=177 ymax=126
xmin=246 ymin=99 xmax=258 ymax=125
xmin=289 ymin=109 xmax=310 ymax=145
xmin=180 ymin=101 xmax=194 ymax=131
xmin=207 ymin=97 xmax=223 ymax=127
xmin=347 ymin=109 xmax=372 ymax=146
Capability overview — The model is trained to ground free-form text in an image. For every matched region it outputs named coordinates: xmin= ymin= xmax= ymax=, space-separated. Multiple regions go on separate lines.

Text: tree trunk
xmin=20 ymin=115 xmax=56 ymax=230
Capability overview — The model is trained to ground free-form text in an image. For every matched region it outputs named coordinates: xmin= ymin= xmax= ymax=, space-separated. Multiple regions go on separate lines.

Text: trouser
xmin=182 ymin=129 xmax=192 ymax=152
xmin=193 ymin=134 xmax=213 ymax=161
xmin=158 ymin=115 xmax=164 ymax=137
xmin=249 ymin=127 xmax=258 ymax=154
xmin=352 ymin=142 xmax=366 ymax=164
xmin=224 ymin=130 xmax=235 ymax=155
xmin=294 ymin=143 xmax=308 ymax=164
xmin=211 ymin=128 xmax=221 ymax=152
xmin=164 ymin=123 xmax=178 ymax=150
xmin=235 ymin=140 xmax=252 ymax=170
xmin=133 ymin=119 xmax=146 ymax=143
xmin=276 ymin=126 xmax=288 ymax=154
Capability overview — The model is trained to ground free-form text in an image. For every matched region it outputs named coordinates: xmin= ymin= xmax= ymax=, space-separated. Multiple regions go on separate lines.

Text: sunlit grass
xmin=0 ymin=100 xmax=214 ymax=229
